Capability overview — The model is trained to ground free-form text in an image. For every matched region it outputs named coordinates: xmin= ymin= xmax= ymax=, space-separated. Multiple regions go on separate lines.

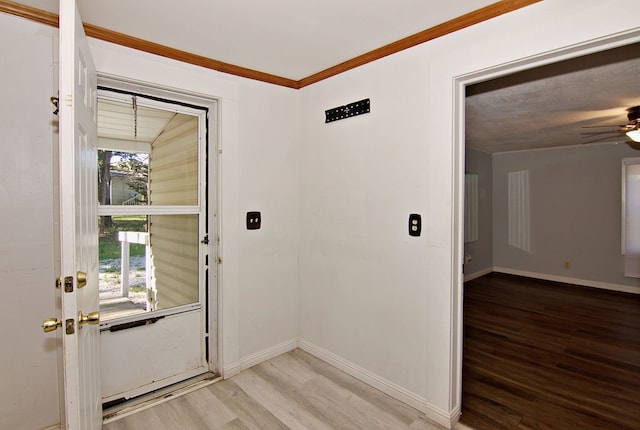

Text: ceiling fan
xmin=582 ymin=105 xmax=640 ymax=149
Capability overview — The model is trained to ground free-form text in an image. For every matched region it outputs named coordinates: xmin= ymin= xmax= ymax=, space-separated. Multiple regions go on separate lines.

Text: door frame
xmin=96 ymin=74 xmax=222 ymax=385
xmin=452 ymin=28 xmax=640 ymax=416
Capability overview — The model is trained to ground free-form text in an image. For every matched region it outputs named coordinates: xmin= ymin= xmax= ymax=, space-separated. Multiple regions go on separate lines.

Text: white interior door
xmin=59 ymin=0 xmax=101 ymax=428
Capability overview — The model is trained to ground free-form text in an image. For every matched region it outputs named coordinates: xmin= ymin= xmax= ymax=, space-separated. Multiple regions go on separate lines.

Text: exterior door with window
xmin=96 ymin=86 xmax=214 ymax=403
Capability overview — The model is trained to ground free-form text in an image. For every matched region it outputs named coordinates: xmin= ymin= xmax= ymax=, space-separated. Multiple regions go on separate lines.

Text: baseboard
xmin=222 ymin=362 xmax=241 ymax=379
xmin=298 ymin=338 xmax=456 ymax=429
xmin=42 ymin=425 xmax=62 ymax=430
xmin=223 ymin=337 xmax=299 ymax=379
xmin=493 ymin=267 xmax=640 ymax=295
xmin=463 ymin=267 xmax=493 ymax=282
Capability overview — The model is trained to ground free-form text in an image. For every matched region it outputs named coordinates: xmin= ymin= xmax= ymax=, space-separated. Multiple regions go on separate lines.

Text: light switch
xmin=246 ymin=211 xmax=261 ymax=230
xmin=409 ymin=214 xmax=421 ymax=237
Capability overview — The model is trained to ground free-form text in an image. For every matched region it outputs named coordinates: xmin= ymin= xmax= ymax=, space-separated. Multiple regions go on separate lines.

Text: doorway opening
xmin=457 ymin=34 xmax=640 ymax=427
xmin=96 ymin=80 xmax=219 ymax=407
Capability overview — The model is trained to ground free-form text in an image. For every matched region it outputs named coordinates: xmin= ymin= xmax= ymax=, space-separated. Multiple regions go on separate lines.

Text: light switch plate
xmin=247 ymin=211 xmax=261 ymax=230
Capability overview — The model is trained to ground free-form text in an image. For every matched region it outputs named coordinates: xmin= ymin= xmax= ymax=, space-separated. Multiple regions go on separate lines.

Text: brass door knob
xmin=78 ymin=311 xmax=100 ymax=328
xmin=42 ymin=318 xmax=62 ymax=332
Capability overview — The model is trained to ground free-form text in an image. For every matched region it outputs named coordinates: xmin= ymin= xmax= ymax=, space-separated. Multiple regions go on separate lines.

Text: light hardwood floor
xmin=104 ymin=348 xmax=446 ymax=430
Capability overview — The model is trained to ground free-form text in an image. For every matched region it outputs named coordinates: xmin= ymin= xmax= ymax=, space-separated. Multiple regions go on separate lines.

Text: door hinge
xmin=50 ymin=94 xmax=59 ymax=115
xmin=201 ymin=235 xmax=210 ymax=245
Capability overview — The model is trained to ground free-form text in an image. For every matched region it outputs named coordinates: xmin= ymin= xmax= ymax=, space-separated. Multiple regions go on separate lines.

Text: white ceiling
xmin=11 ymin=0 xmax=640 ymax=153
xmin=16 ymin=0 xmax=496 ymax=80
xmin=98 ymin=99 xmax=175 ymax=144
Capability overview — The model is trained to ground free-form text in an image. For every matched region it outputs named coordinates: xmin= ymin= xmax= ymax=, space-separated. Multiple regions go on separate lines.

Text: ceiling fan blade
xmin=581 ymin=134 xmax=626 ymax=144
xmin=581 ymin=130 xmax=623 ymax=137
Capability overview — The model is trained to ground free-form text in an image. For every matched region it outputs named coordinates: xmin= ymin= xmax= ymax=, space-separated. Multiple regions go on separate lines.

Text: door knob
xmin=42 ymin=318 xmax=62 ymax=332
xmin=78 ymin=311 xmax=100 ymax=328
xmin=43 ymin=318 xmax=76 ymax=334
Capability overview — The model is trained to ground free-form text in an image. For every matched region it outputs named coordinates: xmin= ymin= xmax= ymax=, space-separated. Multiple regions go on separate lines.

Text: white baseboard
xmin=222 ymin=337 xmax=458 ymax=428
xmin=493 ymin=267 xmax=640 ymax=295
xmin=222 ymin=362 xmax=241 ymax=379
xmin=223 ymin=337 xmax=299 ymax=379
xmin=463 ymin=267 xmax=493 ymax=282
xmin=298 ymin=339 xmax=456 ymax=429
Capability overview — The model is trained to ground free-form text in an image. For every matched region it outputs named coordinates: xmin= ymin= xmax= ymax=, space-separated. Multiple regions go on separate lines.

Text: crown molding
xmin=0 ymin=0 xmax=541 ymax=89
xmin=298 ymin=0 xmax=542 ymax=88
xmin=83 ymin=22 xmax=300 ymax=89
xmin=0 ymin=0 xmax=57 ymax=27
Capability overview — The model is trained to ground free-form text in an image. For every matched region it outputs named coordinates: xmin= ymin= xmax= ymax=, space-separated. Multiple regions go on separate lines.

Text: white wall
xmin=2 ymin=0 xmax=640 ymax=428
xmin=298 ymin=0 xmax=640 ymax=423
xmin=464 ymin=148 xmax=493 ymax=278
xmin=0 ymin=14 xmax=61 ymax=430
xmin=493 ymin=143 xmax=640 ymax=291
xmin=0 ymin=13 xmax=300 ymax=426
xmin=236 ymin=80 xmax=300 ymax=359
xmin=87 ymin=39 xmax=301 ymax=371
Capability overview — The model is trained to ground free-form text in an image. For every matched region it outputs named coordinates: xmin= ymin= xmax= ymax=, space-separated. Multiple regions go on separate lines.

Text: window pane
xmin=98 ymin=214 xmax=200 ymax=321
xmin=97 ymin=98 xmax=199 ymax=207
xmin=99 ymin=215 xmax=149 ymax=321
xmin=99 ymin=150 xmax=149 ymax=206
xmin=149 ymin=214 xmax=200 ymax=309
xmin=148 ymin=115 xmax=199 ymax=206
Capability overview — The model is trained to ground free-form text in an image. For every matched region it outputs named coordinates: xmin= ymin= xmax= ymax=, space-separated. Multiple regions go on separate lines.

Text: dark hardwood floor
xmin=460 ymin=273 xmax=640 ymax=430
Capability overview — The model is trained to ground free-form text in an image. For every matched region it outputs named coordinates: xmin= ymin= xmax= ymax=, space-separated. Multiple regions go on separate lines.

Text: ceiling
xmin=98 ymin=98 xmax=175 ymax=144
xmin=7 ymin=0 xmax=640 ymax=153
xmin=466 ymin=42 xmax=640 ymax=153
xmin=15 ymin=0 xmax=498 ymax=80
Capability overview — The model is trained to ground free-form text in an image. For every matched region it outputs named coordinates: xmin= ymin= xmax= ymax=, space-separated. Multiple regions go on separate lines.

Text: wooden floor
xmin=104 ymin=348 xmax=445 ymax=430
xmin=461 ymin=273 xmax=640 ymax=429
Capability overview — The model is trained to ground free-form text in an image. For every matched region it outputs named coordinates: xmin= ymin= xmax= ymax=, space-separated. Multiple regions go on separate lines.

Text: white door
xmin=59 ymin=0 xmax=101 ymax=427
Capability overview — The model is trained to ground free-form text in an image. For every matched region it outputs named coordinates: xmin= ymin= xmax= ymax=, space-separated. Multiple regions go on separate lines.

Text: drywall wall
xmin=464 ymin=148 xmax=493 ymax=278
xmin=493 ymin=143 xmax=640 ymax=291
xmin=0 ymin=13 xmax=300 ymax=425
xmin=0 ymin=14 xmax=60 ymax=430
xmin=88 ymin=38 xmax=301 ymax=372
xmin=299 ymin=0 xmax=640 ymax=423
xmin=3 ymin=0 xmax=640 ymax=427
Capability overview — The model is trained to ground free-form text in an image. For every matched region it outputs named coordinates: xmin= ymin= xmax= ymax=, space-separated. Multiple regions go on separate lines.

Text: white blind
xmin=623 ymin=159 xmax=640 ymax=278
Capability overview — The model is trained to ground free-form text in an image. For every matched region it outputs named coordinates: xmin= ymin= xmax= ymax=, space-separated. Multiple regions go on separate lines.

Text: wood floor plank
xmin=289 ymin=349 xmax=424 ymax=426
xmin=300 ymin=374 xmax=410 ymax=430
xmin=220 ymin=418 xmax=255 ymax=430
xmin=206 ymin=379 xmax=288 ymax=430
xmin=461 ymin=272 xmax=640 ymax=430
xmin=105 ymin=349 xmax=446 ymax=430
xmin=166 ymin=388 xmax=238 ymax=428
xmin=232 ymin=368 xmax=334 ymax=430
xmin=409 ymin=416 xmax=449 ymax=430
